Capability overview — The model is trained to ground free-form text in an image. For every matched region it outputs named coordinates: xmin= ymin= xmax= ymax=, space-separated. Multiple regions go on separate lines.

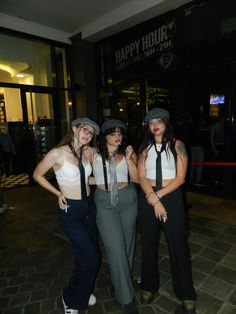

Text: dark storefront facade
xmin=95 ymin=0 xmax=236 ymax=199
xmin=1 ymin=0 xmax=235 ymax=199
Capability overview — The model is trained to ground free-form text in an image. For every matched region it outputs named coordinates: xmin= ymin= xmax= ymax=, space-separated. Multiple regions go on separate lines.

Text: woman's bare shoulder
xmin=175 ymin=140 xmax=187 ymax=157
xmin=46 ymin=146 xmax=66 ymax=162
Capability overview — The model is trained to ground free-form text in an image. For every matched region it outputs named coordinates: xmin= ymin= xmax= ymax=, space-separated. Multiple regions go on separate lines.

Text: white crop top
xmin=93 ymin=153 xmax=128 ymax=185
xmin=54 ymin=152 xmax=92 ymax=186
xmin=145 ymin=143 xmax=176 ymax=180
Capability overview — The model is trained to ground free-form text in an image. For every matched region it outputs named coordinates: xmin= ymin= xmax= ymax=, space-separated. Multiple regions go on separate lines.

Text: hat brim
xmin=101 ymin=119 xmax=127 ymax=133
xmin=71 ymin=118 xmax=100 ymax=135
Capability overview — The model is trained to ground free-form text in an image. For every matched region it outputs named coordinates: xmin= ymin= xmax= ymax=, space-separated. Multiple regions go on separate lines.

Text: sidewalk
xmin=0 ymin=185 xmax=236 ymax=314
xmin=187 ymin=191 xmax=236 ymax=225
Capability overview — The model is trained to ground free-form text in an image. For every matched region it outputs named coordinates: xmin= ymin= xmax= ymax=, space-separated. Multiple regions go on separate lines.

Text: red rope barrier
xmin=191 ymin=161 xmax=236 ymax=166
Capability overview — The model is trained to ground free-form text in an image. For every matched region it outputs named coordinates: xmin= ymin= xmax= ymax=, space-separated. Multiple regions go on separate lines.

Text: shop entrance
xmin=0 ymin=86 xmax=56 ymax=187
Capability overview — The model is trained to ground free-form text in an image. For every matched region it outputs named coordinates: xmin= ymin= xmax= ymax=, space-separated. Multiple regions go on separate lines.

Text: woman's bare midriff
xmin=59 ymin=184 xmax=91 ymax=200
xmin=96 ymin=182 xmax=129 ymax=191
xmin=147 ymin=178 xmax=175 ymax=187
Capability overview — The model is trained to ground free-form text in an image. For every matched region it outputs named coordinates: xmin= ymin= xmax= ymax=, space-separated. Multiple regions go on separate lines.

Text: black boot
xmin=140 ymin=290 xmax=154 ymax=305
xmin=182 ymin=300 xmax=196 ymax=314
xmin=123 ymin=299 xmax=139 ymax=314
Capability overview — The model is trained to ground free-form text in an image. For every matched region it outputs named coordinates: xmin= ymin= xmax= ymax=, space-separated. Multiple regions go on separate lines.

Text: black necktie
xmin=154 ymin=143 xmax=165 ymax=189
xmin=79 ymin=157 xmax=87 ymax=198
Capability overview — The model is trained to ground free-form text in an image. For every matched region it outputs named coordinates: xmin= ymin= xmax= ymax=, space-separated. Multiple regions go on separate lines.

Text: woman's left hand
xmin=125 ymin=145 xmax=134 ymax=160
xmin=153 ymin=201 xmax=168 ymax=223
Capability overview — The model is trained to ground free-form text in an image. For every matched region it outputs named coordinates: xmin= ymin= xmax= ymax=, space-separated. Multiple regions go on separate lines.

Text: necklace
xmin=108 ymin=150 xmax=117 ymax=159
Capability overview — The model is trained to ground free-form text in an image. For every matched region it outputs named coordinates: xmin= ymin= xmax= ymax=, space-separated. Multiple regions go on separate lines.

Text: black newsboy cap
xmin=101 ymin=119 xmax=127 ymax=133
xmin=71 ymin=117 xmax=100 ymax=135
xmin=144 ymin=108 xmax=170 ymax=122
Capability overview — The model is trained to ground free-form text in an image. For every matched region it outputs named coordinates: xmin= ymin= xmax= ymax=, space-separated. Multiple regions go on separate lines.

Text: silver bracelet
xmin=145 ymin=191 xmax=154 ymax=199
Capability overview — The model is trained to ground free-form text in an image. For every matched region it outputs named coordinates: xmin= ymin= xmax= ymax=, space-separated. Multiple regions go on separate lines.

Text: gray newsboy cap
xmin=144 ymin=107 xmax=170 ymax=122
xmin=101 ymin=119 xmax=127 ymax=133
xmin=71 ymin=117 xmax=100 ymax=135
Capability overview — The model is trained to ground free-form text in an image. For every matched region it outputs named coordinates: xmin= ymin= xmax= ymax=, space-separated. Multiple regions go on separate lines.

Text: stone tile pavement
xmin=0 ymin=186 xmax=236 ymax=314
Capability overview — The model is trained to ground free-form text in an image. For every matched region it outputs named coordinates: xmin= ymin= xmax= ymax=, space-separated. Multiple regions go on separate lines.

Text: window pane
xmin=0 ymin=33 xmax=53 ymax=87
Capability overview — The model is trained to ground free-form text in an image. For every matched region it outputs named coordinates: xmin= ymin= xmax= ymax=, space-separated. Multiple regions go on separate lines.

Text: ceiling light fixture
xmin=0 ymin=64 xmax=16 ymax=77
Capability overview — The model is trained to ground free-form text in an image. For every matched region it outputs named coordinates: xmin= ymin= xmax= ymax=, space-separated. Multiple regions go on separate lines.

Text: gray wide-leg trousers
xmin=95 ymin=185 xmax=138 ymax=305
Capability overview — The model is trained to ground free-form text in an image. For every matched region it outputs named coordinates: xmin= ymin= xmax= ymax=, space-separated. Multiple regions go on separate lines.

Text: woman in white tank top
xmin=138 ymin=108 xmax=197 ymax=313
xmin=33 ymin=117 xmax=100 ymax=314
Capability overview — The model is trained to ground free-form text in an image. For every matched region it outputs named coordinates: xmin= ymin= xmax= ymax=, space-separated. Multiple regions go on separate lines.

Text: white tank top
xmin=54 ymin=150 xmax=92 ymax=186
xmin=145 ymin=143 xmax=176 ymax=180
xmin=93 ymin=153 xmax=128 ymax=184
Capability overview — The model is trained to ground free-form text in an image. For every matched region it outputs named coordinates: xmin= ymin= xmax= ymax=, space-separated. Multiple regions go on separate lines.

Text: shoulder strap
xmin=102 ymin=155 xmax=109 ymax=193
xmin=125 ymin=156 xmax=131 ymax=185
xmin=128 ymin=172 xmax=130 ymax=185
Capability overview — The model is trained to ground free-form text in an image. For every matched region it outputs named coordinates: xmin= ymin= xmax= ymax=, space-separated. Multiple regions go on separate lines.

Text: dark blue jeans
xmin=58 ymin=195 xmax=100 ymax=309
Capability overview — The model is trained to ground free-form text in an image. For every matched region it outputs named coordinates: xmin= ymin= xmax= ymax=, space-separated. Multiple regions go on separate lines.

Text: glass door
xmin=0 ymin=83 xmax=72 ymax=187
xmin=0 ymin=86 xmax=57 ymax=187
xmin=21 ymin=90 xmax=56 ymax=185
xmin=0 ymin=87 xmax=27 ymax=187
xmin=25 ymin=91 xmax=56 ymax=163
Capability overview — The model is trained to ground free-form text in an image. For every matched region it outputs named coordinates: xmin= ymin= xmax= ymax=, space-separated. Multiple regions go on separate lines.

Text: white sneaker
xmin=88 ymin=294 xmax=96 ymax=306
xmin=62 ymin=297 xmax=79 ymax=314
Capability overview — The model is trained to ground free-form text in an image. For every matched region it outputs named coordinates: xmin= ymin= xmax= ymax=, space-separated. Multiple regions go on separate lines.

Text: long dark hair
xmin=138 ymin=119 xmax=177 ymax=162
xmin=97 ymin=127 xmax=127 ymax=160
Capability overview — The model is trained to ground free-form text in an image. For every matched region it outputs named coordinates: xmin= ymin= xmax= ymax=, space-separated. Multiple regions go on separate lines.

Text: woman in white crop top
xmin=33 ymin=117 xmax=101 ymax=313
xmin=92 ymin=119 xmax=139 ymax=314
xmin=138 ymin=108 xmax=197 ymax=313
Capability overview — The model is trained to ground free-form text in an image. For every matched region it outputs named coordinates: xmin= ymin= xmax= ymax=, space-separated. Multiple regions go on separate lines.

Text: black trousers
xmin=138 ymin=188 xmax=196 ymax=301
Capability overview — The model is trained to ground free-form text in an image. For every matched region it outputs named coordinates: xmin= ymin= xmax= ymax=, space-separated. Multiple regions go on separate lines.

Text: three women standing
xmin=138 ymin=108 xmax=197 ymax=314
xmin=33 ymin=111 xmax=196 ymax=314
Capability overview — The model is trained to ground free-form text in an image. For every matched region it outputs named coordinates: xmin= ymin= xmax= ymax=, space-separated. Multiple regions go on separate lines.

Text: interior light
xmin=0 ymin=64 xmax=17 ymax=77
xmin=121 ymin=90 xmax=136 ymax=94
xmin=16 ymin=73 xmax=24 ymax=78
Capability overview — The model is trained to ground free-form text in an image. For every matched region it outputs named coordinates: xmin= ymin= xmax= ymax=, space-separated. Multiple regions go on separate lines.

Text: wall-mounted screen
xmin=209 ymin=93 xmax=225 ymax=118
xmin=210 ymin=94 xmax=225 ymax=104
